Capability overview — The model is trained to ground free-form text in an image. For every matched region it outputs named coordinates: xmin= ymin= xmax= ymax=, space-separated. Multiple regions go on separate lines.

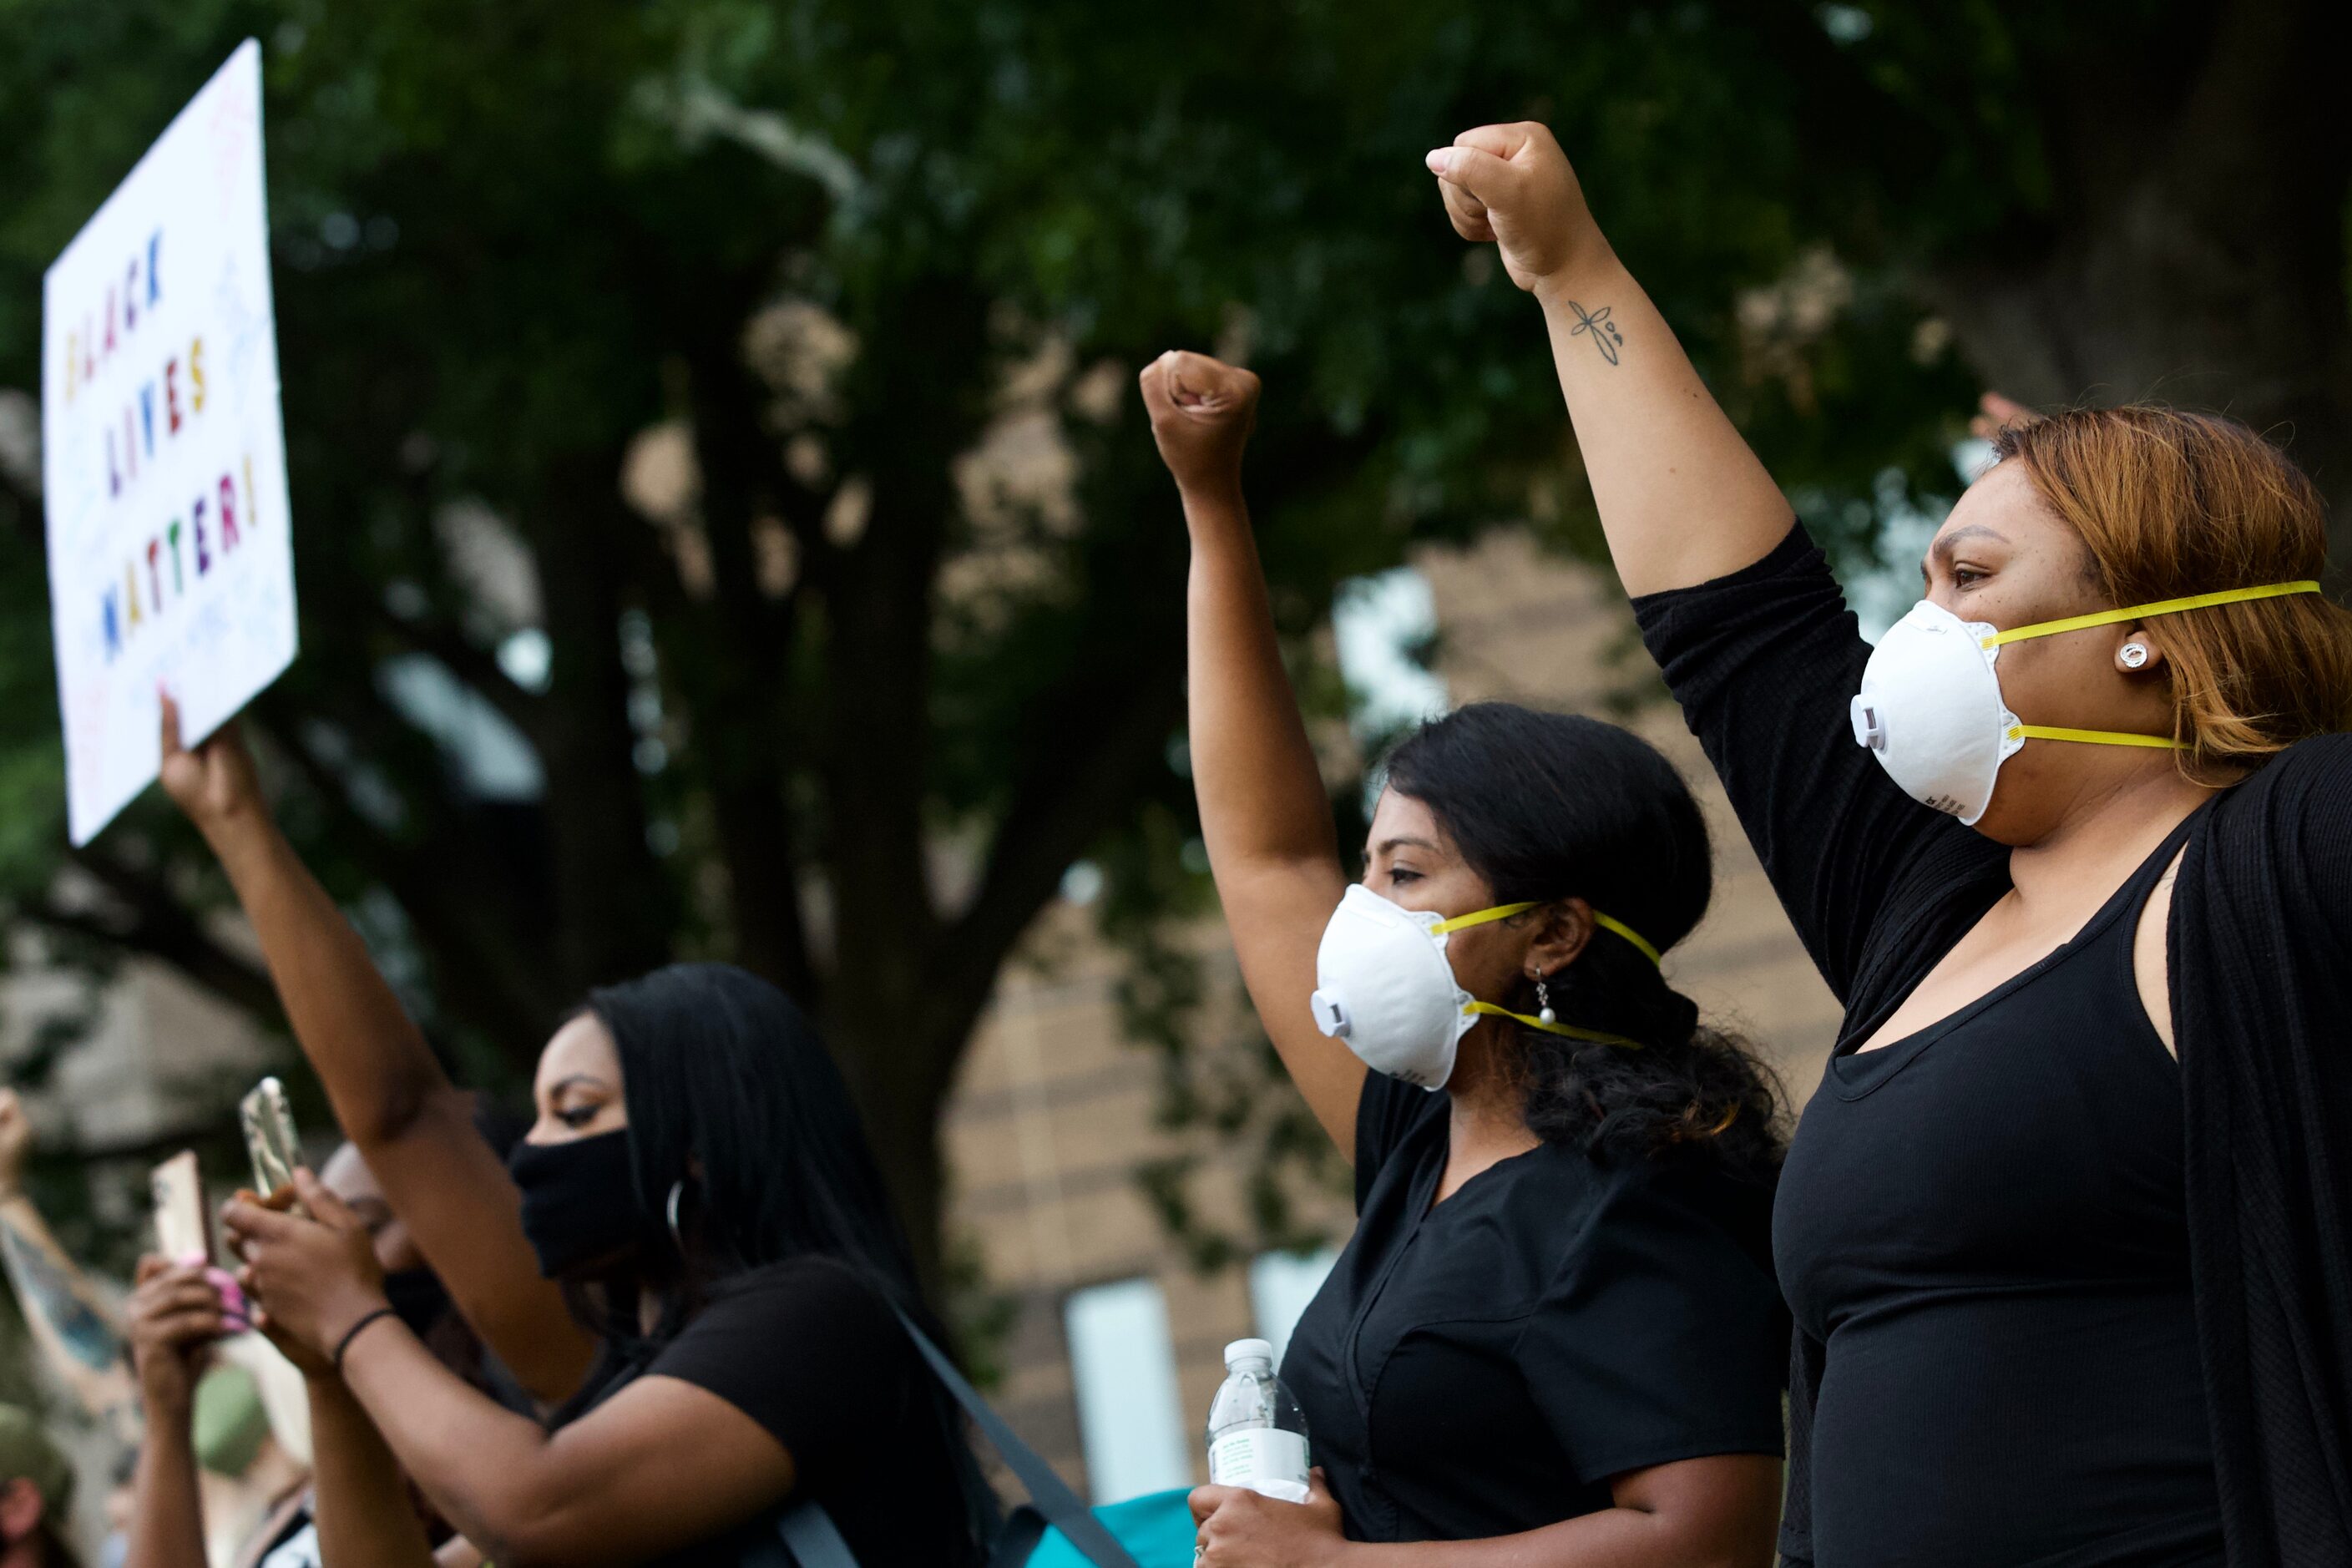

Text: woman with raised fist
xmin=1144 ymin=350 xmax=1788 ymax=1567
xmin=1426 ymin=121 xmax=2352 ymax=1565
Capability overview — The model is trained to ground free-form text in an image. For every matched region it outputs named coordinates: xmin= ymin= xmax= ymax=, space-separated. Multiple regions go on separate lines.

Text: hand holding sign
xmin=43 ymin=40 xmax=296 ymax=844
xmin=159 ymin=691 xmax=265 ymax=842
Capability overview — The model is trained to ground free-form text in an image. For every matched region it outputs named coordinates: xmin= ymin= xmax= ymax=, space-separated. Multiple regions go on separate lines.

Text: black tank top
xmin=1774 ymin=817 xmax=2223 ymax=1567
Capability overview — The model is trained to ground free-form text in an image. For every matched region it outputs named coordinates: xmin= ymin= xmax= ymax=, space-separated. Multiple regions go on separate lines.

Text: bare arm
xmin=120 ymin=1257 xmax=228 ymax=1568
xmin=159 ymin=701 xmax=595 ymax=1404
xmin=228 ymin=1174 xmax=796 ymax=1568
xmin=1193 ymin=1454 xmax=1779 ymax=1568
xmin=305 ymin=1375 xmax=440 ymax=1568
xmin=1426 ymin=124 xmax=1791 ymax=597
xmin=1141 ymin=353 xmax=1365 ymax=1160
xmin=0 ymin=1093 xmax=138 ymax=1431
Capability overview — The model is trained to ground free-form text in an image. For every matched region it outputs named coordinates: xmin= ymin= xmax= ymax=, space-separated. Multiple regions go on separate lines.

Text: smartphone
xmin=149 ymin=1151 xmax=209 ymax=1262
xmin=237 ymin=1076 xmax=301 ymax=1208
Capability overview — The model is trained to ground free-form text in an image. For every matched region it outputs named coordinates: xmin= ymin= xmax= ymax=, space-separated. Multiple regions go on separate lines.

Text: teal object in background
xmin=1025 ymin=1489 xmax=1195 ymax=1568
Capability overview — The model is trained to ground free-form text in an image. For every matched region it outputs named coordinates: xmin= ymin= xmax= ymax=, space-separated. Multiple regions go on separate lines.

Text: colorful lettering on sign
xmin=96 ymin=461 xmax=253 ymax=662
xmin=190 ymin=337 xmax=205 ymax=413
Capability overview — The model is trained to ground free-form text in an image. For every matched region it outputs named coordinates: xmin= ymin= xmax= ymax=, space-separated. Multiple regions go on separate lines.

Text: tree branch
xmin=27 ymin=855 xmax=281 ymax=1024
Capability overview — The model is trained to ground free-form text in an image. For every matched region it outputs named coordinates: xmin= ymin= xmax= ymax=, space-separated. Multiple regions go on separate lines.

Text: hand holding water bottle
xmin=1190 ymin=1338 xmax=1348 ymax=1561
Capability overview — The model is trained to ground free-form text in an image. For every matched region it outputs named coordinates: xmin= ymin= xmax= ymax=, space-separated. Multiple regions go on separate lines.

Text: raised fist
xmin=1426 ymin=123 xmax=1604 ymax=295
xmin=1140 ymin=350 xmax=1261 ymax=496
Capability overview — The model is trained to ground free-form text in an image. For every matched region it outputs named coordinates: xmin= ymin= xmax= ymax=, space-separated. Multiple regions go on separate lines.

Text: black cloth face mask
xmin=507 ymin=1128 xmax=650 ymax=1280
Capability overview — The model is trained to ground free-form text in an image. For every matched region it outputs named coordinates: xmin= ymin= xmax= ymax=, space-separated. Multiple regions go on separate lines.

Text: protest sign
xmin=41 ymin=39 xmax=296 ymax=845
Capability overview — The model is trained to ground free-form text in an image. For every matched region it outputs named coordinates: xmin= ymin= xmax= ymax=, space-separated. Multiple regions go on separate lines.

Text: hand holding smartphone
xmin=238 ymin=1075 xmax=304 ymax=1214
xmin=149 ymin=1148 xmax=250 ymax=1332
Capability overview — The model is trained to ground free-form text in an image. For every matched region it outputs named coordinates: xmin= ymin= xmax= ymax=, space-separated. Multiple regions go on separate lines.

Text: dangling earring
xmin=666 ymin=1177 xmax=690 ymax=1254
xmin=1535 ymin=974 xmax=1556 ymax=1025
xmin=2120 ymin=642 xmax=2150 ymax=670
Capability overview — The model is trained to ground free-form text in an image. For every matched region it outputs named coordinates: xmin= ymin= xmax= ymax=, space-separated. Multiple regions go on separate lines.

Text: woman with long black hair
xmin=1426 ymin=120 xmax=2352 ymax=1565
xmin=1142 ymin=353 xmax=1788 ymax=1567
xmin=162 ymin=713 xmax=989 ymax=1566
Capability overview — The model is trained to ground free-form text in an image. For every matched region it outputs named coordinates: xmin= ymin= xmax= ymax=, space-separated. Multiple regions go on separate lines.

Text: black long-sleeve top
xmin=1631 ymin=524 xmax=2352 ymax=1565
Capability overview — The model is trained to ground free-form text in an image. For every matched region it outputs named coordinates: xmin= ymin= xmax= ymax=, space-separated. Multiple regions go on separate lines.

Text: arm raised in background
xmin=159 ymin=701 xmax=595 ymax=1404
xmin=1426 ymin=123 xmax=1791 ymax=596
xmin=119 ymin=1258 xmax=224 ymax=1568
xmin=0 ymin=1091 xmax=138 ymax=1432
xmin=1140 ymin=353 xmax=1367 ymax=1161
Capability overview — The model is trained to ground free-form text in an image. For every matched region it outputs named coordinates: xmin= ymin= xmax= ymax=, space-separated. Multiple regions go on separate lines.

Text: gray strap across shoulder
xmin=765 ymin=1309 xmax=1144 ymax=1568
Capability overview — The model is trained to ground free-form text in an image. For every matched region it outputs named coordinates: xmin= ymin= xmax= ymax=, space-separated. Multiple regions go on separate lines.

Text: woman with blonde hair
xmin=1427 ymin=122 xmax=2352 ymax=1565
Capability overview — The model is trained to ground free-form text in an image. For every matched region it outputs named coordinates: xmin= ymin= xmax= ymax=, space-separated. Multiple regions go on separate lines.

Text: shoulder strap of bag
xmin=772 ymin=1502 xmax=860 ymax=1568
xmin=891 ymin=1306 xmax=1144 ymax=1568
xmin=765 ymin=1310 xmax=1148 ymax=1568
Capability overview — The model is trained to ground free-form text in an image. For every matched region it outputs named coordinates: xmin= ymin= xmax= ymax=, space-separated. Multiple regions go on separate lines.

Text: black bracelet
xmin=331 ymin=1306 xmax=397 ymax=1373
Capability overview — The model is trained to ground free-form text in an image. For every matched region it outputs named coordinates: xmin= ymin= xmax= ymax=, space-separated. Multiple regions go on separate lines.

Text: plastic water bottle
xmin=1206 ymin=1338 xmax=1311 ymax=1504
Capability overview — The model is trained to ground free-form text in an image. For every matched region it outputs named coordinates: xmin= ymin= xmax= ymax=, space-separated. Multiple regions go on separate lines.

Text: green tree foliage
xmin=2 ymin=0 xmax=2342 ymax=1289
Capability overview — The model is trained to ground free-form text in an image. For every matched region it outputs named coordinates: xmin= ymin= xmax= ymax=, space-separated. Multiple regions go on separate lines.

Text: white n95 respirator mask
xmin=1850 ymin=581 xmax=2321 ymax=826
xmin=1308 ymin=885 xmax=1655 ymax=1091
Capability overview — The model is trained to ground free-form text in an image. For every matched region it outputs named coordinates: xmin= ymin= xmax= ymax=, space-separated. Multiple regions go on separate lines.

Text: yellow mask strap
xmin=1463 ymin=1001 xmax=1645 ymax=1049
xmin=1429 ymin=903 xmax=1664 ymax=968
xmin=1980 ymin=580 xmax=2321 ymax=649
xmin=2009 ymin=724 xmax=2186 ymax=751
xmin=1591 ymin=912 xmax=1664 ymax=968
xmin=1429 ymin=902 xmax=1537 ymax=935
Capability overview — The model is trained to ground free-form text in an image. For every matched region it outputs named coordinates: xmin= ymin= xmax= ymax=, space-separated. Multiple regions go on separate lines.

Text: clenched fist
xmin=1141 ymin=351 xmax=1261 ymax=497
xmin=1426 ymin=123 xmax=1605 ymax=296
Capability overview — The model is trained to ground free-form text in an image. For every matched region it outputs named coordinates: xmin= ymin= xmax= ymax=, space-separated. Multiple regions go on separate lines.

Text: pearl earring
xmin=2120 ymin=643 xmax=2150 ymax=670
xmin=1535 ymin=975 xmax=1556 ymax=1025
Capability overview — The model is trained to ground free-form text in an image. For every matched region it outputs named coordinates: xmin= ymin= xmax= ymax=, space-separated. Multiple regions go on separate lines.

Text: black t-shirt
xmin=1631 ymin=524 xmax=2228 ymax=1565
xmin=1278 ymin=1070 xmax=1785 ymax=1543
xmin=579 ymin=1256 xmax=976 ymax=1567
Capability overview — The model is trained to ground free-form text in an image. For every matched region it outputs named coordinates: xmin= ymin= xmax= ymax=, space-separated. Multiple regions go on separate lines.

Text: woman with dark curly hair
xmin=1141 ymin=350 xmax=1788 ymax=1568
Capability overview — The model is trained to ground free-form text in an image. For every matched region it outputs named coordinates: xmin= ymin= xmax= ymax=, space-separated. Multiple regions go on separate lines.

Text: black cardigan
xmin=1631 ymin=524 xmax=2352 ymax=1565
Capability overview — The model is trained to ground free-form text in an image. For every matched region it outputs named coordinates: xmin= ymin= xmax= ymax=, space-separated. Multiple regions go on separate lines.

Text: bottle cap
xmin=1223 ymin=1338 xmax=1275 ymax=1369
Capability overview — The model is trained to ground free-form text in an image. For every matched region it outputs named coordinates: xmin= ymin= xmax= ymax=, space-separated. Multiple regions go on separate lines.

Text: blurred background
xmin=3 ymin=0 xmax=2348 ymax=1518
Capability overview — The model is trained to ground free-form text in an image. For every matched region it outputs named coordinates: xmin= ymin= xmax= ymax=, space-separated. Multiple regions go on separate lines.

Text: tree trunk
xmin=534 ymin=453 xmax=675 ymax=1014
xmin=1924 ymin=0 xmax=2352 ymax=555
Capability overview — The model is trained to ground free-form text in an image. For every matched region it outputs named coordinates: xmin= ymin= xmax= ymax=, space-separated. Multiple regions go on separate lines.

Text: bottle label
xmin=1209 ymin=1429 xmax=1310 ymax=1503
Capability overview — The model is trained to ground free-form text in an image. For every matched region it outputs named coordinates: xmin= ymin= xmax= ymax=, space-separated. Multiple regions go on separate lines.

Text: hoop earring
xmin=2120 ymin=642 xmax=2150 ymax=670
xmin=1535 ymin=975 xmax=1557 ymax=1026
xmin=665 ymin=1177 xmax=690 ymax=1254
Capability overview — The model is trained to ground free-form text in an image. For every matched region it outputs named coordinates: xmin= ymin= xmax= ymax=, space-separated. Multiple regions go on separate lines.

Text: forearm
xmin=339 ymin=1322 xmax=569 ymax=1560
xmin=121 ymin=1404 xmax=208 ymax=1568
xmin=306 ymin=1375 xmax=440 ymax=1568
xmin=1182 ymin=483 xmax=1342 ymax=874
xmin=203 ymin=817 xmax=453 ymax=1144
xmin=1531 ymin=247 xmax=1790 ymax=598
xmin=0 ymin=1194 xmax=136 ymax=1425
xmin=206 ymin=819 xmax=593 ymax=1400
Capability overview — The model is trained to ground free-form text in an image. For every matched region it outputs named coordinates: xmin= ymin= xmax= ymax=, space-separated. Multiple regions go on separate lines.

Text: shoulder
xmin=647 ymin=1256 xmax=919 ymax=1456
xmin=2203 ymin=734 xmax=2352 ymax=888
xmin=688 ymin=1255 xmax=902 ymax=1341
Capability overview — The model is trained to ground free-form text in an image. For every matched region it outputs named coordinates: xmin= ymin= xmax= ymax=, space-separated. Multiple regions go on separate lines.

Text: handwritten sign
xmin=42 ymin=40 xmax=296 ymax=845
